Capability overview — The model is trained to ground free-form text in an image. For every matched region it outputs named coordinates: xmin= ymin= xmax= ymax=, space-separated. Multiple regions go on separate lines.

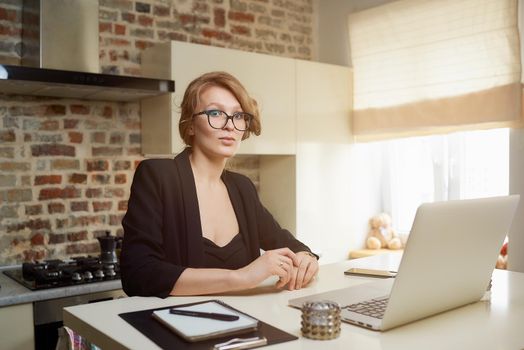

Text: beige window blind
xmin=349 ymin=0 xmax=522 ymax=141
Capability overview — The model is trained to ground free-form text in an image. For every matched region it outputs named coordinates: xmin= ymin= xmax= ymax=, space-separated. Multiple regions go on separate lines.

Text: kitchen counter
xmin=63 ymin=254 xmax=524 ymax=350
xmin=0 ymin=265 xmax=122 ymax=307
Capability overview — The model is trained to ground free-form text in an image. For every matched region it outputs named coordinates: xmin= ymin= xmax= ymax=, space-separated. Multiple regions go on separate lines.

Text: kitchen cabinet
xmin=0 ymin=302 xmax=34 ymax=350
xmin=141 ymin=41 xmax=296 ymax=155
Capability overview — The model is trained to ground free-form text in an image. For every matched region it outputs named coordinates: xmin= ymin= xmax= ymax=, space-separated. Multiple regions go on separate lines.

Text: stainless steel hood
xmin=0 ymin=0 xmax=174 ymax=102
xmin=0 ymin=64 xmax=174 ymax=102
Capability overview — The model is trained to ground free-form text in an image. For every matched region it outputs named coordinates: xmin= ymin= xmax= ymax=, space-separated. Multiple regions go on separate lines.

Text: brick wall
xmin=0 ymin=0 xmax=314 ymax=265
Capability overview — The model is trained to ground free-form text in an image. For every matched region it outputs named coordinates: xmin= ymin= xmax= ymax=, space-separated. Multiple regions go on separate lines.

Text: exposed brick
xmin=126 ymin=147 xmax=141 ymax=156
xmin=69 ymin=105 xmax=90 ymax=117
xmin=7 ymin=218 xmax=50 ymax=233
xmin=70 ymin=201 xmax=88 ymax=212
xmin=40 ymin=120 xmax=60 ymax=131
xmin=70 ymin=214 xmax=105 ymax=227
xmin=0 ymin=147 xmax=15 ymax=159
xmin=34 ymin=175 xmax=62 ymax=185
xmin=8 ymin=106 xmax=38 ymax=117
xmin=44 ymin=105 xmax=66 ymax=116
xmin=48 ymin=202 xmax=65 ymax=214
xmin=86 ymin=188 xmax=103 ymax=198
xmin=92 ymin=174 xmax=111 ymax=184
xmin=30 ymin=233 xmax=45 ymax=246
xmin=38 ymin=187 xmax=81 ymax=200
xmin=109 ymin=213 xmax=124 ymax=225
xmin=2 ymin=188 xmax=33 ymax=202
xmin=1 ymin=205 xmax=18 ymax=218
xmin=68 ymin=131 xmax=83 ymax=143
xmin=51 ymin=159 xmax=79 ymax=170
xmin=228 ymin=11 xmax=255 ymax=22
xmin=114 ymin=174 xmax=126 ymax=184
xmin=93 ymin=201 xmax=112 ymax=212
xmin=92 ymin=147 xmax=123 ymax=157
xmin=1 ymin=166 xmax=17 ymax=181
xmin=64 ymin=119 xmax=80 ymax=129
xmin=118 ymin=200 xmax=128 ymax=211
xmin=113 ymin=160 xmax=131 ymax=170
xmin=135 ymin=2 xmax=151 ymax=13
xmin=214 ymin=8 xmax=225 ymax=27
xmin=114 ymin=23 xmax=126 ymax=35
xmin=153 ymin=5 xmax=170 ymax=17
xmin=0 ymin=8 xmax=18 ymax=22
xmin=0 ymin=174 xmax=16 ymax=187
xmin=121 ymin=12 xmax=135 ymax=23
xmin=138 ymin=14 xmax=153 ymax=27
xmin=130 ymin=28 xmax=154 ymax=38
xmin=68 ymin=230 xmax=88 ymax=242
xmin=0 ymin=129 xmax=15 ymax=142
xmin=31 ymin=144 xmax=75 ymax=157
xmin=23 ymin=249 xmax=46 ymax=262
xmin=109 ymin=38 xmax=131 ymax=47
xmin=232 ymin=25 xmax=251 ymax=36
xmin=104 ymin=188 xmax=125 ymax=198
xmin=86 ymin=160 xmax=109 ymax=171
xmin=48 ymin=233 xmax=66 ymax=244
xmin=56 ymin=218 xmax=68 ymax=229
xmin=202 ymin=29 xmax=232 ymax=41
xmin=70 ymin=104 xmax=90 ymax=114
xmin=109 ymin=132 xmax=124 ymax=144
xmin=69 ymin=173 xmax=87 ymax=184
xmin=90 ymin=132 xmax=106 ymax=143
xmin=99 ymin=22 xmax=112 ymax=33
xmin=135 ymin=40 xmax=155 ymax=50
xmin=25 ymin=204 xmax=42 ymax=216
xmin=66 ymin=242 xmax=99 ymax=255
xmin=101 ymin=106 xmax=113 ymax=118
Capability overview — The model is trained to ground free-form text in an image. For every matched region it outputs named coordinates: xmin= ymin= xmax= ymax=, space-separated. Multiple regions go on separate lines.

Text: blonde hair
xmin=179 ymin=71 xmax=261 ymax=146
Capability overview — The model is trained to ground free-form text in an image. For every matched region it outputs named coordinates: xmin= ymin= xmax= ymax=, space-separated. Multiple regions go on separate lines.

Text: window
xmin=378 ymin=128 xmax=509 ymax=233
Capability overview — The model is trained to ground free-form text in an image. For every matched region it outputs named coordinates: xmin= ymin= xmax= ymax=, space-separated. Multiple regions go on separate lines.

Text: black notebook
xmin=119 ymin=299 xmax=298 ymax=349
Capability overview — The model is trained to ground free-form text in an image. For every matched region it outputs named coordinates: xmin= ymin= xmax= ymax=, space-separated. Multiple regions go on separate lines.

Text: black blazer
xmin=121 ymin=148 xmax=314 ymax=297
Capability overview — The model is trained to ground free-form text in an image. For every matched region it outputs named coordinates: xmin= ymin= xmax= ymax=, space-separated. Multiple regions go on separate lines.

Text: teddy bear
xmin=496 ymin=242 xmax=508 ymax=269
xmin=366 ymin=213 xmax=402 ymax=250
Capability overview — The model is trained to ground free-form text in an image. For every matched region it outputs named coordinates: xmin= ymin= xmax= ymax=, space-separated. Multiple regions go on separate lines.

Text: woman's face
xmin=190 ymin=85 xmax=245 ymax=160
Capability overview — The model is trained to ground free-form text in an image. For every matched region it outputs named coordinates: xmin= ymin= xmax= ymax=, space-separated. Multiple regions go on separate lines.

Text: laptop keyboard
xmin=344 ymin=296 xmax=389 ymax=319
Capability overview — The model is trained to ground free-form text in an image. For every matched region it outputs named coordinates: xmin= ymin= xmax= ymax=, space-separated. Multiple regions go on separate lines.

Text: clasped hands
xmin=241 ymin=248 xmax=319 ymax=291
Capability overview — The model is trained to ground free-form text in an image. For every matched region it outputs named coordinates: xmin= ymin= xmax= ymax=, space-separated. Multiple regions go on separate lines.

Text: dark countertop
xmin=0 ymin=265 xmax=123 ymax=307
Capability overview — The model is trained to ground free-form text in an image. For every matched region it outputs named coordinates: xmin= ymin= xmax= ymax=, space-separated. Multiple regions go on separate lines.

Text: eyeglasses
xmin=193 ymin=109 xmax=253 ymax=132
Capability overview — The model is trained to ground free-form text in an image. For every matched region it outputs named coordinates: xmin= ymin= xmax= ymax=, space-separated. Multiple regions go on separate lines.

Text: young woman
xmin=121 ymin=71 xmax=318 ymax=297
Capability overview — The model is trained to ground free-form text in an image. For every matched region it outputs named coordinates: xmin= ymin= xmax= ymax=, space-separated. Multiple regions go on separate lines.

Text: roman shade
xmin=349 ymin=0 xmax=522 ymax=141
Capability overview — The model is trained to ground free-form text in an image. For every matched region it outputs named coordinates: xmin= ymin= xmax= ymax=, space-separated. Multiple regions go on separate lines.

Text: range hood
xmin=0 ymin=0 xmax=174 ymax=102
xmin=0 ymin=64 xmax=174 ymax=102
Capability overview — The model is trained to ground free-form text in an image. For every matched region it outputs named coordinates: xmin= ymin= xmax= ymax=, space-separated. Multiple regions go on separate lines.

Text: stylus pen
xmin=169 ymin=309 xmax=240 ymax=321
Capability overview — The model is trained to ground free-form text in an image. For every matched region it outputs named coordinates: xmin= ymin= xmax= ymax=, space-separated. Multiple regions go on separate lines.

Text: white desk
xmin=63 ymin=254 xmax=524 ymax=349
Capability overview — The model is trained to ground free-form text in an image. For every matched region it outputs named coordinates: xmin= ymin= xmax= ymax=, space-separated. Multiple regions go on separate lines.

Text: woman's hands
xmin=239 ymin=248 xmax=297 ymax=289
xmin=287 ymin=251 xmax=319 ymax=290
xmin=238 ymin=249 xmax=318 ymax=290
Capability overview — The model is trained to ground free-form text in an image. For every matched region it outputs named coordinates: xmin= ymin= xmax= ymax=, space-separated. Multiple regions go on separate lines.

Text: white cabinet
xmin=0 ymin=303 xmax=34 ymax=350
xmin=141 ymin=41 xmax=296 ymax=155
xmin=259 ymin=60 xmax=355 ymax=263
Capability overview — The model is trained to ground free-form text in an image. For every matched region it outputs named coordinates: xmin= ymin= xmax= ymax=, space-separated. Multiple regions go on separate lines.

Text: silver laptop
xmin=289 ymin=195 xmax=520 ymax=331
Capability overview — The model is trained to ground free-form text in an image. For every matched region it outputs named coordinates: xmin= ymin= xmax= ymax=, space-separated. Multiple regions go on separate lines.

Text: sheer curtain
xmin=379 ymin=128 xmax=509 ymax=233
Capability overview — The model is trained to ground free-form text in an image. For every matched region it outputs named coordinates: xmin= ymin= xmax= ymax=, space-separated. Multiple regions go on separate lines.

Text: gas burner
xmin=3 ymin=255 xmax=120 ymax=290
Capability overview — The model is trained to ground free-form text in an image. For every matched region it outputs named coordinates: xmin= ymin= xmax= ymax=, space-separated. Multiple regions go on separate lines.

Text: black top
xmin=203 ymin=234 xmax=250 ymax=270
xmin=120 ymin=148 xmax=316 ymax=298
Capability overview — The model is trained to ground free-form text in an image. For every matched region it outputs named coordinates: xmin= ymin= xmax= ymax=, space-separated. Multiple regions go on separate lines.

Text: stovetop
xmin=3 ymin=256 xmax=120 ymax=291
